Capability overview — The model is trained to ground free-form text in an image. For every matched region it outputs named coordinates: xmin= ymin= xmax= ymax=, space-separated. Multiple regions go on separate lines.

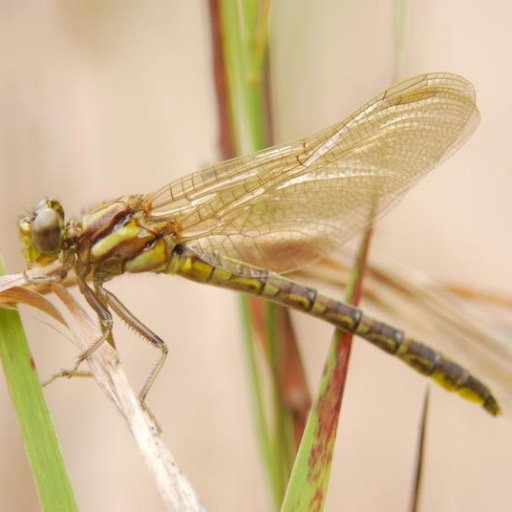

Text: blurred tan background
xmin=1 ymin=1 xmax=511 ymax=511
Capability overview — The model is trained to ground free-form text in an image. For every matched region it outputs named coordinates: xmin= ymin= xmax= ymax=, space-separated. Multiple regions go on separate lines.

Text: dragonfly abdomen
xmin=354 ymin=316 xmax=499 ymax=414
xmin=169 ymin=245 xmax=499 ymax=415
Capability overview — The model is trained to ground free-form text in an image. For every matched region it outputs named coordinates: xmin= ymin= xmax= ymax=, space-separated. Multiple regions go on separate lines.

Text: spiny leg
xmin=24 ymin=272 xmax=100 ymax=386
xmin=41 ymin=278 xmax=113 ymax=386
xmin=74 ymin=279 xmax=115 ymax=363
xmin=96 ymin=283 xmax=169 ymax=404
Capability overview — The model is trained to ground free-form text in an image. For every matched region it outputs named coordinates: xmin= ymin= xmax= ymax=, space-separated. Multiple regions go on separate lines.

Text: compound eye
xmin=32 ymin=207 xmax=62 ymax=254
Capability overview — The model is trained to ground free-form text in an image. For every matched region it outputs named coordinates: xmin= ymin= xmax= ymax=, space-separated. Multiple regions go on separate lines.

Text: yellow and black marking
xmin=170 ymin=245 xmax=500 ymax=416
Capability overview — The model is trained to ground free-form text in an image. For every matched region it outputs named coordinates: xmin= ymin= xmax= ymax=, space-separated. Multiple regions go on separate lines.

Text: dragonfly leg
xmin=72 ymin=279 xmax=115 ymax=369
xmin=42 ymin=370 xmax=93 ymax=387
xmin=41 ymin=279 xmax=113 ymax=388
xmin=96 ymin=283 xmax=169 ymax=404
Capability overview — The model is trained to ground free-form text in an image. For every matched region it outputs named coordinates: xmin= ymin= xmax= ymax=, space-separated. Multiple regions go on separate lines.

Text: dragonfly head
xmin=19 ymin=199 xmax=65 ymax=267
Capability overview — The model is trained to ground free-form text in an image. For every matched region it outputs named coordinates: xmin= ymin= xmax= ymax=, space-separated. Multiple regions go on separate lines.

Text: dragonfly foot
xmin=42 ymin=369 xmax=93 ymax=387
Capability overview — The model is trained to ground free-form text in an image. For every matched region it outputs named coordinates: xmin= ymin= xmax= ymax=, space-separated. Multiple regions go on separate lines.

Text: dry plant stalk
xmin=0 ymin=274 xmax=205 ymax=512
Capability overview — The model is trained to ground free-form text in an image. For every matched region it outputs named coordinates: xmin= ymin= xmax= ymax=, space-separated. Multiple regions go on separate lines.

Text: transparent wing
xmin=146 ymin=73 xmax=479 ymax=274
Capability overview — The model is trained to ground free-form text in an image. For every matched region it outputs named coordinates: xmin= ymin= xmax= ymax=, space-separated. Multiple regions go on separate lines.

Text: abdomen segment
xmin=168 ymin=245 xmax=500 ymax=415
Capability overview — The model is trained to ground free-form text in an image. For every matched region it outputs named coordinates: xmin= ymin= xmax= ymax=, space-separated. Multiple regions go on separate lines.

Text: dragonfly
xmin=18 ymin=72 xmax=500 ymax=415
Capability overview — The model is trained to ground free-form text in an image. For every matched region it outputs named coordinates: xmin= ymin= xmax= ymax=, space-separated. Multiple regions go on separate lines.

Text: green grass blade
xmin=280 ymin=333 xmax=353 ymax=511
xmin=265 ymin=302 xmax=296 ymax=494
xmin=0 ymin=262 xmax=77 ymax=511
xmin=238 ymin=297 xmax=282 ymax=506
xmin=218 ymin=1 xmax=287 ymax=507
xmin=219 ymin=0 xmax=267 ymax=153
xmin=394 ymin=0 xmax=409 ymax=80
